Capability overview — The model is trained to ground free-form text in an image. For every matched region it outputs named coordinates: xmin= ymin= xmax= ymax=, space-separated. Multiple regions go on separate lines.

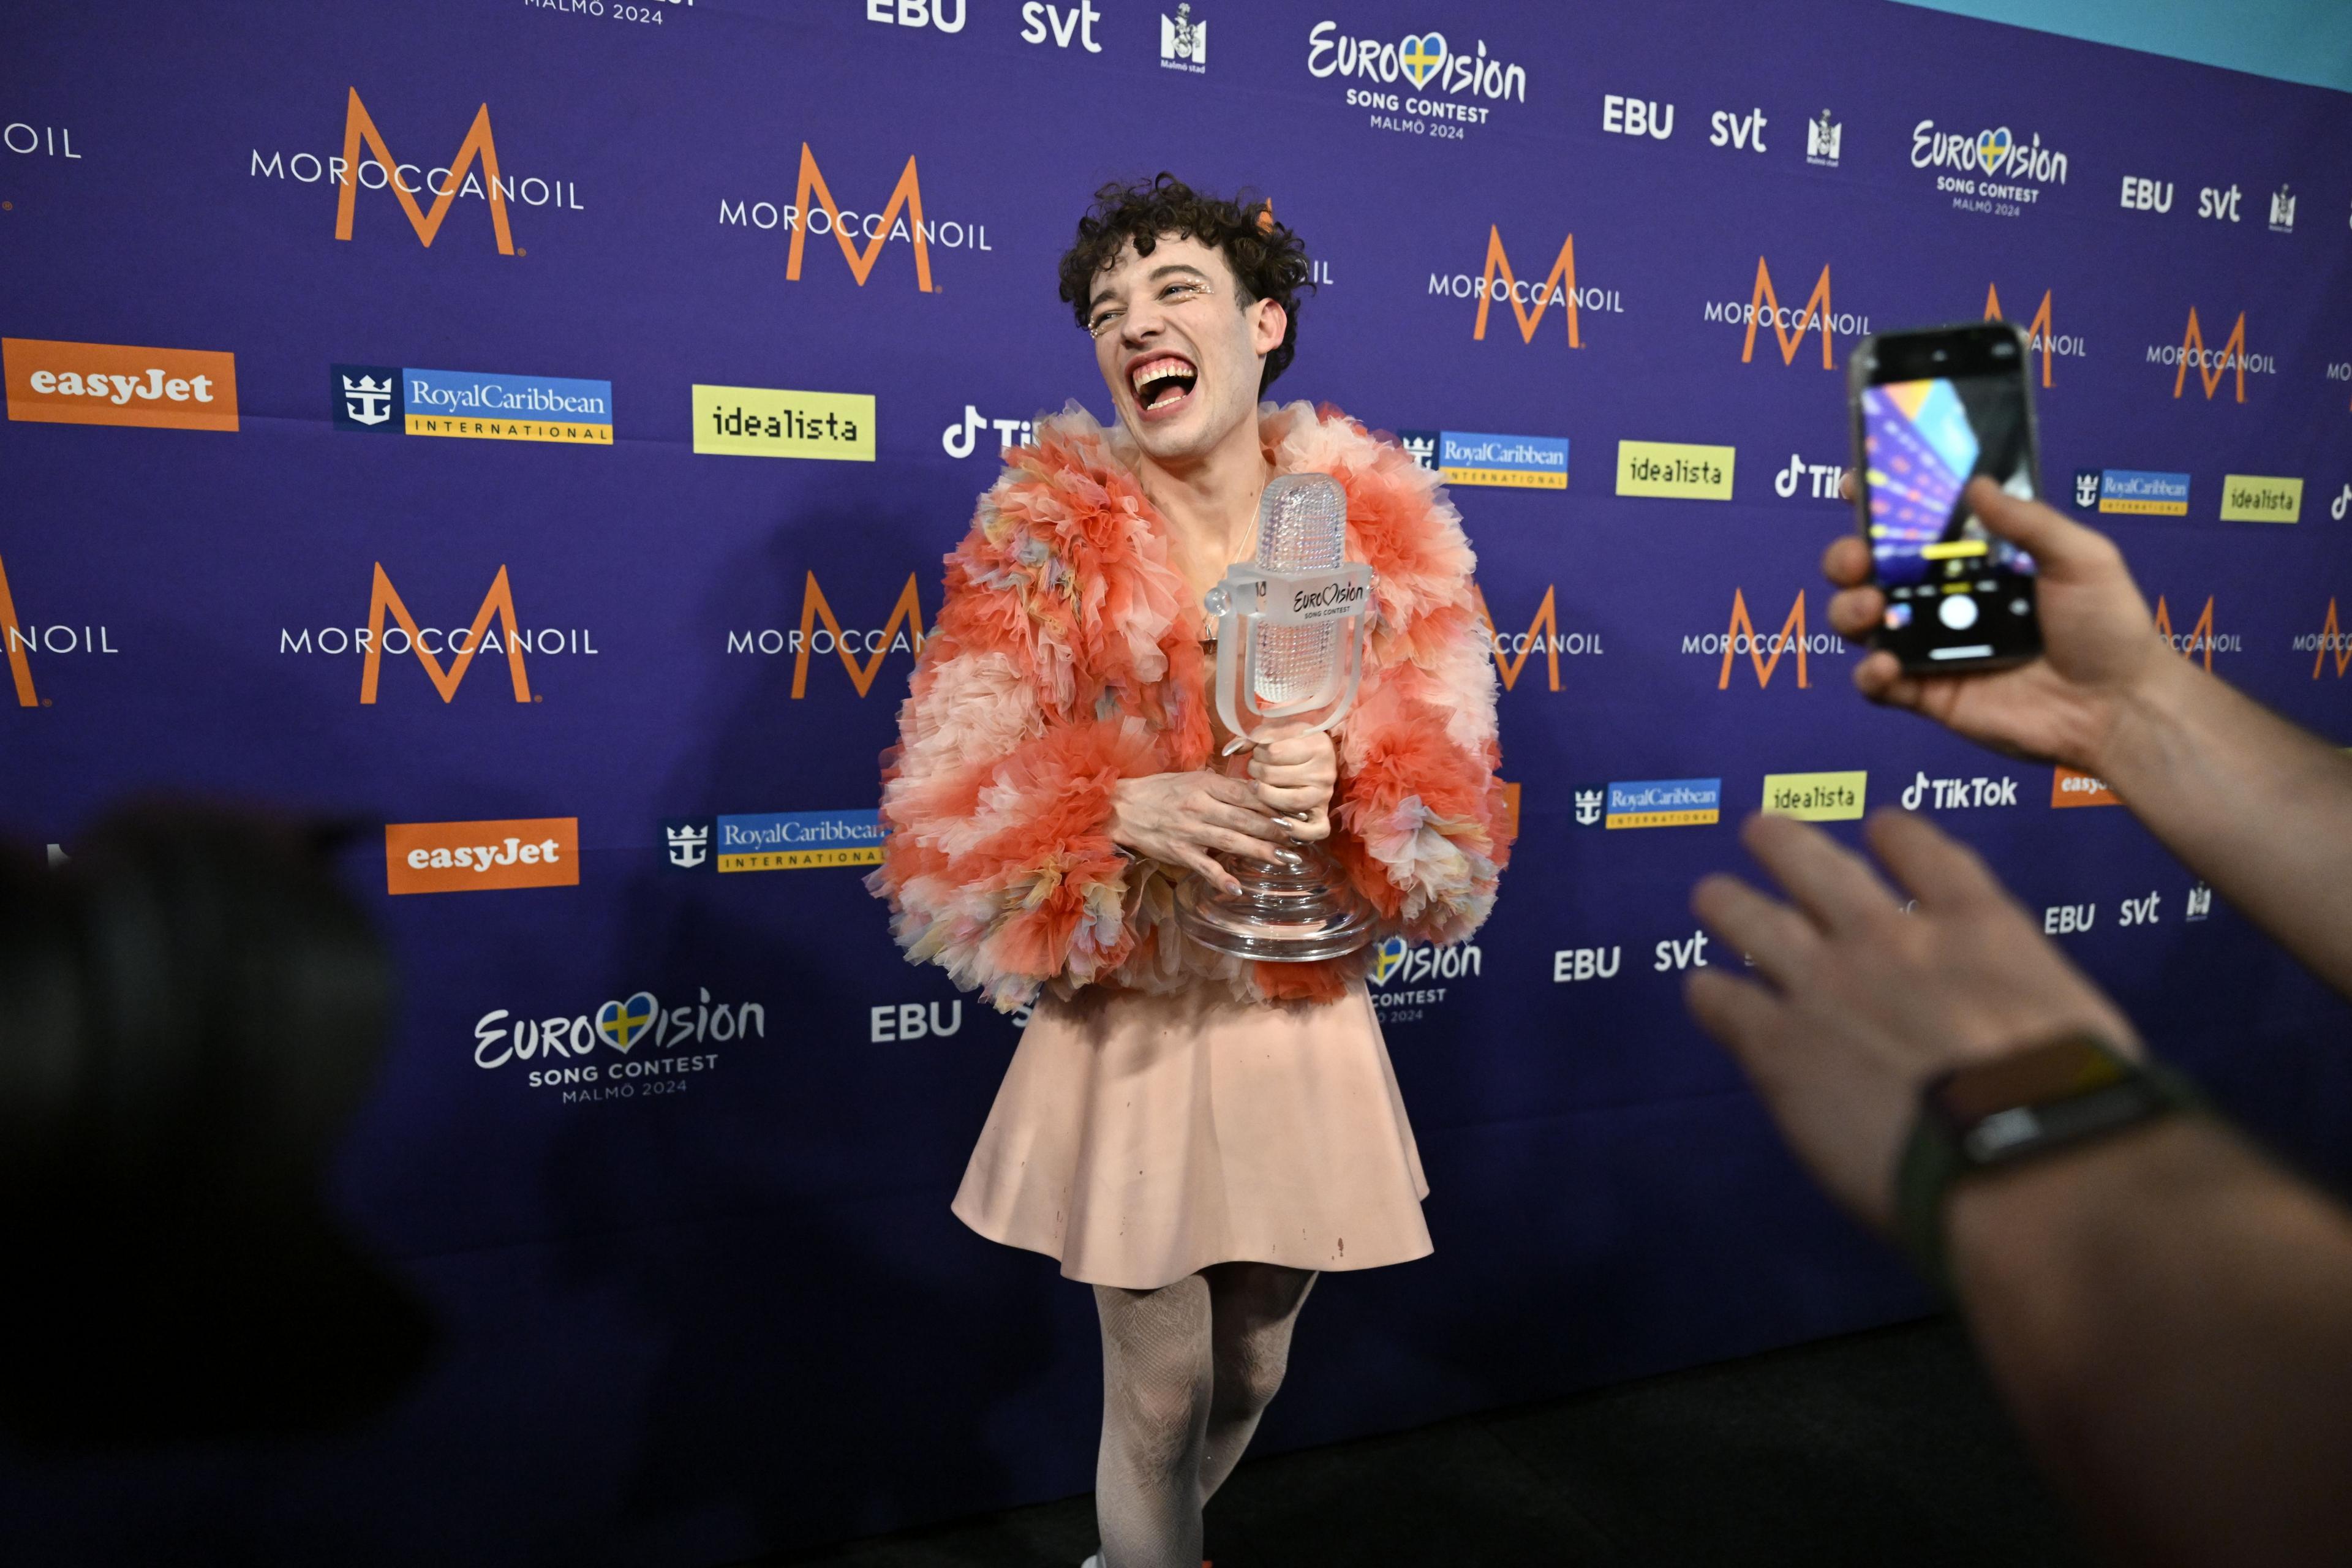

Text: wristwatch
xmin=1894 ymin=1031 xmax=2204 ymax=1296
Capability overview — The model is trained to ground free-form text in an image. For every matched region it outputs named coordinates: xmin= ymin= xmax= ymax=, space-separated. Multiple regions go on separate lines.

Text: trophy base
xmin=1174 ymin=845 xmax=1376 ymax=962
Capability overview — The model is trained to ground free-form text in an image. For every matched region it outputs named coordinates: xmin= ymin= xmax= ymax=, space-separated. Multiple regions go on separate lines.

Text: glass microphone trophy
xmin=1175 ymin=473 xmax=1379 ymax=961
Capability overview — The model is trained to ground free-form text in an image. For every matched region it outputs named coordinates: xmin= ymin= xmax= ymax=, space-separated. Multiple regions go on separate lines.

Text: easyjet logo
xmin=1682 ymin=589 xmax=1845 ymax=689
xmin=1982 ymin=285 xmax=2082 ymax=386
xmin=385 ymin=817 xmax=578 ymax=895
xmin=2299 ymin=599 xmax=2352 ymax=679
xmin=720 ymin=147 xmax=993 ymax=291
xmin=2151 ymin=595 xmax=2238 ymax=669
xmin=4 ymin=338 xmax=238 ymax=432
xmin=2149 ymin=308 xmax=2277 ymax=401
xmin=1702 ymin=259 xmax=1868 ymax=367
xmin=726 ymin=573 xmax=927 ymax=696
xmin=1471 ymin=584 xmax=1605 ymax=691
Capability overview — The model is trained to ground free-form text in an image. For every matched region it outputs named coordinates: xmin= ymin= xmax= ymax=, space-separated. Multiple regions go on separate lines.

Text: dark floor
xmin=761 ymin=1316 xmax=2092 ymax=1567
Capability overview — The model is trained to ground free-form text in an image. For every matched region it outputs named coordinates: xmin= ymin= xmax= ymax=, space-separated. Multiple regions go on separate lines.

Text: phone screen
xmin=1855 ymin=333 xmax=2043 ymax=669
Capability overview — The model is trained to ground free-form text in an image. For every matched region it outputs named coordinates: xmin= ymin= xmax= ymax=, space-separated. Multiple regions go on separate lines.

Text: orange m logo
xmin=0 ymin=554 xmax=36 ymax=707
xmin=1472 ymin=229 xmax=1580 ymax=346
xmin=335 ymin=88 xmax=514 ymax=254
xmin=2314 ymin=599 xmax=2351 ymax=679
xmin=1984 ymin=284 xmax=2057 ymax=386
xmin=2152 ymin=595 xmax=2218 ymax=672
xmin=361 ymin=564 xmax=532 ymax=703
xmin=788 ymin=146 xmax=933 ymax=292
xmin=1719 ymin=588 xmax=1809 ymax=689
xmin=1741 ymin=257 xmax=1834 ymax=368
xmin=791 ymin=573 xmax=926 ymax=698
xmin=2173 ymin=308 xmax=2248 ymax=402
xmin=1472 ymin=583 xmax=1561 ymax=692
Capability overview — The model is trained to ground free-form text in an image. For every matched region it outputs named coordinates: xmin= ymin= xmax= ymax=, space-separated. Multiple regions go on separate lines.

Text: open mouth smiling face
xmin=1128 ymin=352 xmax=1199 ymax=421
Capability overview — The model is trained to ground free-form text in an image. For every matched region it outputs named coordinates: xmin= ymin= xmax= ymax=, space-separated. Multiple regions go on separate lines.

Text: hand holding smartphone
xmin=1849 ymin=323 xmax=2045 ymax=671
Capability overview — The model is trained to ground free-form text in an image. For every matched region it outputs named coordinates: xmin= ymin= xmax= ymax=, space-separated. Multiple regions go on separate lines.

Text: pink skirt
xmin=952 ymin=978 xmax=1433 ymax=1289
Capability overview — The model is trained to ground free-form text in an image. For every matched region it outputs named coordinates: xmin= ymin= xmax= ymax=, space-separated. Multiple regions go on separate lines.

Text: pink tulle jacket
xmin=866 ymin=399 xmax=1513 ymax=1012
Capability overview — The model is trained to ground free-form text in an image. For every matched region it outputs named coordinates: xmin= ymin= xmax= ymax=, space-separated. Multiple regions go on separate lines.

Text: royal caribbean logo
xmin=472 ymin=984 xmax=766 ymax=1102
xmin=2075 ymin=469 xmax=2191 ymax=516
xmin=333 ymin=364 xmax=611 ymax=445
xmin=1617 ymin=440 xmax=1735 ymax=500
xmin=662 ymin=809 xmax=885 ymax=872
xmin=1575 ymin=778 xmax=1722 ymax=829
xmin=1910 ymin=119 xmax=2070 ymax=217
xmin=5 ymin=338 xmax=238 ymax=433
xmin=1760 ymin=771 xmax=1866 ymax=822
xmin=2218 ymin=475 xmax=2301 ymax=523
xmin=1399 ymin=429 xmax=1566 ymax=489
xmin=719 ymin=146 xmax=989 ymax=292
xmin=249 ymin=88 xmax=585 ymax=257
xmin=693 ymin=385 xmax=874 ymax=461
xmin=1306 ymin=22 xmax=1527 ymax=142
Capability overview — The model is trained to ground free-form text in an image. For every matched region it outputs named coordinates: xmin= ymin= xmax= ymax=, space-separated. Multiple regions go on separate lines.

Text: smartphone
xmin=1848 ymin=322 xmax=2045 ymax=671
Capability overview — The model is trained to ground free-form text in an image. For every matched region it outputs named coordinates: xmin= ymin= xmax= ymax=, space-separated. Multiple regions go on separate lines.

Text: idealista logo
xmin=249 ymin=88 xmax=584 ymax=256
xmin=1306 ymin=23 xmax=1527 ymax=142
xmin=4 ymin=339 xmax=238 ymax=433
xmin=2152 ymin=595 xmax=2237 ymax=669
xmin=332 ymin=364 xmax=612 ymax=445
xmin=1760 ymin=771 xmax=1866 ymax=821
xmin=473 ymin=986 xmax=766 ymax=1102
xmin=1617 ymin=440 xmax=1735 ymax=500
xmin=1687 ymin=589 xmax=1845 ymax=689
xmin=1572 ymin=778 xmax=1722 ymax=829
xmin=2075 ymin=469 xmax=2190 ymax=516
xmin=719 ymin=145 xmax=989 ymax=291
xmin=1366 ymin=935 xmax=1482 ymax=1025
xmin=280 ymin=564 xmax=596 ymax=703
xmin=1470 ymin=583 xmax=1604 ymax=693
xmin=2218 ymin=475 xmax=2301 ymax=523
xmin=0 ymin=552 xmax=117 ymax=709
xmin=1160 ymin=4 xmax=1207 ymax=72
xmin=728 ymin=572 xmax=925 ymax=698
xmin=2051 ymin=767 xmax=2119 ymax=809
xmin=1911 ymin=119 xmax=2070 ymax=217
xmin=385 ymin=817 xmax=579 ymax=895
xmin=693 ymin=385 xmax=874 ymax=461
xmin=1398 ymin=429 xmax=1566 ymax=489
xmin=2151 ymin=308 xmax=2272 ymax=402
xmin=663 ymin=809 xmax=885 ymax=872
xmin=1703 ymin=258 xmax=1866 ymax=368
xmin=1433 ymin=227 xmax=1623 ymax=345
xmin=1983 ymin=284 xmax=2079 ymax=386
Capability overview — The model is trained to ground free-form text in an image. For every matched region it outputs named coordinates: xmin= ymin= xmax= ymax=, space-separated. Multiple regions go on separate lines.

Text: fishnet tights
xmin=1091 ymin=1262 xmax=1316 ymax=1568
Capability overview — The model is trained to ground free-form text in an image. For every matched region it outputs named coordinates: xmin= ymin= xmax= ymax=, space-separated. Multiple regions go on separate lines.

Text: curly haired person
xmin=869 ymin=176 xmax=1512 ymax=1568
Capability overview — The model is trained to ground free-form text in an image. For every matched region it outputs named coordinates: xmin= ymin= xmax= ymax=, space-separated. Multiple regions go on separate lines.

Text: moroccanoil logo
xmin=2150 ymin=308 xmax=2275 ymax=402
xmin=1684 ymin=589 xmax=1845 ymax=690
xmin=1983 ymin=284 xmax=2081 ymax=386
xmin=278 ymin=565 xmax=598 ymax=703
xmin=1761 ymin=770 xmax=1867 ymax=821
xmin=4 ymin=339 xmax=238 ymax=432
xmin=0 ymin=552 xmax=118 ymax=709
xmin=2300 ymin=600 xmax=2352 ymax=679
xmin=1702 ymin=258 xmax=1867 ymax=367
xmin=385 ymin=817 xmax=579 ymax=895
xmin=1616 ymin=440 xmax=1735 ymax=500
xmin=2152 ymin=595 xmax=2238 ymax=671
xmin=1428 ymin=228 xmax=1623 ymax=345
xmin=1471 ymin=584 xmax=1604 ymax=692
xmin=720 ymin=146 xmax=992 ymax=291
xmin=726 ymin=573 xmax=927 ymax=698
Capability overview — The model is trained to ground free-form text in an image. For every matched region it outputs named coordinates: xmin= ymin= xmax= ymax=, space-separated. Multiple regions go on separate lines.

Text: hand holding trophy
xmin=1174 ymin=473 xmax=1378 ymax=961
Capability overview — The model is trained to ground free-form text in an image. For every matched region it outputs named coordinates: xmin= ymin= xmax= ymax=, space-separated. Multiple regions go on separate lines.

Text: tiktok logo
xmin=1774 ymin=452 xmax=1845 ymax=500
xmin=2333 ymin=483 xmax=2350 ymax=521
xmin=1900 ymin=770 xmax=2019 ymax=810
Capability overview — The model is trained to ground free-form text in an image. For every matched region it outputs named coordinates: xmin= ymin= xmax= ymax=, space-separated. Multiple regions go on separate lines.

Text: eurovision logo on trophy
xmin=1175 ymin=472 xmax=1378 ymax=962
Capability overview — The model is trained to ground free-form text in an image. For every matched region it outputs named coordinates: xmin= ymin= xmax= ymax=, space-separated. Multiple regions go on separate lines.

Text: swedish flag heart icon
xmin=1399 ymin=32 xmax=1447 ymax=89
xmin=1974 ymin=126 xmax=2013 ymax=172
xmin=597 ymin=991 xmax=658 ymax=1052
xmin=1370 ymin=935 xmax=1409 ymax=986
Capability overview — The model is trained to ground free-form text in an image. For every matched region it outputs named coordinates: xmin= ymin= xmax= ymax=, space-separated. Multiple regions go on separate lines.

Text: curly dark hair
xmin=1057 ymin=174 xmax=1314 ymax=394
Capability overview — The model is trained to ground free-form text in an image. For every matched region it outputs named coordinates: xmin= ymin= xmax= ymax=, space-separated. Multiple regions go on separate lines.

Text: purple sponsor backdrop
xmin=3 ymin=1 xmax=2350 ymax=1562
